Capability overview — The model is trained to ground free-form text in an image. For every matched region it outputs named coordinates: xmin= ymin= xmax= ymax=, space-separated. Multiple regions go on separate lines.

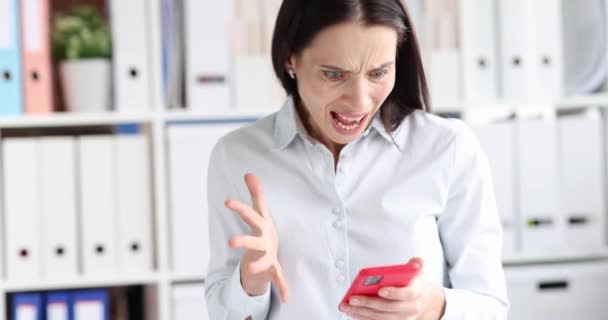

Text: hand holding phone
xmin=339 ymin=262 xmax=421 ymax=308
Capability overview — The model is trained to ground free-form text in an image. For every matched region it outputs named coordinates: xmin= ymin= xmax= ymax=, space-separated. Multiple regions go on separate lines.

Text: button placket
xmin=333 ymin=219 xmax=342 ymax=229
xmin=332 ymin=207 xmax=341 ymax=215
xmin=335 ymin=259 xmax=345 ymax=269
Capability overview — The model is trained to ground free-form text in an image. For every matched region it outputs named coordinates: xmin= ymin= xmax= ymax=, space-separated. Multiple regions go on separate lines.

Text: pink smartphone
xmin=340 ymin=263 xmax=421 ymax=307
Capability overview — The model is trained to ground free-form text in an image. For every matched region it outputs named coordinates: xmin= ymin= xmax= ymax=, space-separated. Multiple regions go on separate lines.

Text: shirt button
xmin=335 ymin=259 xmax=345 ymax=268
xmin=337 ymin=275 xmax=346 ymax=283
xmin=332 ymin=207 xmax=341 ymax=215
xmin=333 ymin=220 xmax=342 ymax=229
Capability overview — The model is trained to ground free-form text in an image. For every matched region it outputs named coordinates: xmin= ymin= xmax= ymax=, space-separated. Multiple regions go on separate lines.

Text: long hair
xmin=271 ymin=0 xmax=431 ymax=132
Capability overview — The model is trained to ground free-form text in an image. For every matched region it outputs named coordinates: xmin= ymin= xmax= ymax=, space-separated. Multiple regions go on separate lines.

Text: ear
xmin=286 ymin=55 xmax=298 ymax=71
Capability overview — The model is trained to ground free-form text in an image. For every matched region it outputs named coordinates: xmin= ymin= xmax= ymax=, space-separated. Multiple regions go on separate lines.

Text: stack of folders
xmin=2 ymin=133 xmax=153 ymax=281
xmin=0 ymin=0 xmax=53 ymax=115
xmin=458 ymin=0 xmax=607 ymax=102
xmin=12 ymin=290 xmax=109 ymax=320
xmin=0 ymin=0 xmax=154 ymax=115
xmin=472 ymin=108 xmax=606 ymax=258
xmin=11 ymin=286 xmax=144 ymax=320
xmin=167 ymin=121 xmax=251 ymax=278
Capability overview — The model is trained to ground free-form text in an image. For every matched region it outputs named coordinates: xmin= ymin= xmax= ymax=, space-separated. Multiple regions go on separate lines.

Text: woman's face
xmin=289 ymin=21 xmax=398 ymax=150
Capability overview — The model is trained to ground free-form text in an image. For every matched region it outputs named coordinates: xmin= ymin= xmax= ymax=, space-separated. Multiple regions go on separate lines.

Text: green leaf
xmin=51 ymin=5 xmax=112 ymax=60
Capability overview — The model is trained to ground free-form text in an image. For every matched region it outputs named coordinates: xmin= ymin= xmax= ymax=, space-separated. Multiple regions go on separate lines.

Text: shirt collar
xmin=273 ymin=96 xmax=304 ymax=150
xmin=273 ymin=96 xmax=403 ymax=151
xmin=369 ymin=110 xmax=403 ymax=151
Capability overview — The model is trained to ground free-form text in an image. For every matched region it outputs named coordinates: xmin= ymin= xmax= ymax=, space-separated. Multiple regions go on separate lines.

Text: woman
xmin=205 ymin=0 xmax=508 ymax=319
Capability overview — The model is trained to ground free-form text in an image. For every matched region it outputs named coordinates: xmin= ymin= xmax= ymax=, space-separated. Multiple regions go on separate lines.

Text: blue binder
xmin=46 ymin=291 xmax=72 ymax=320
xmin=11 ymin=292 xmax=44 ymax=320
xmin=0 ymin=0 xmax=23 ymax=115
xmin=71 ymin=289 xmax=110 ymax=320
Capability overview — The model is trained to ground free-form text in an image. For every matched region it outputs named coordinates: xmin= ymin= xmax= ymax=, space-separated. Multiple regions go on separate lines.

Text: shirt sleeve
xmin=437 ymin=121 xmax=510 ymax=319
xmin=204 ymin=138 xmax=272 ymax=320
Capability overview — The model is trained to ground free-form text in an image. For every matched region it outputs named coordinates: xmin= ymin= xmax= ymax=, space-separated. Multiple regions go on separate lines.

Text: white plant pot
xmin=60 ymin=59 xmax=111 ymax=113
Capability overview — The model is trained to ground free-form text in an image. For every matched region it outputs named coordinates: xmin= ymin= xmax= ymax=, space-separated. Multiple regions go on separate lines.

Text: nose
xmin=344 ymin=76 xmax=372 ymax=110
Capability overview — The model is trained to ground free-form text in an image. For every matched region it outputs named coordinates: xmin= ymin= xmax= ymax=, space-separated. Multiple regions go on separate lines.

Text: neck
xmin=295 ymin=101 xmax=344 ymax=167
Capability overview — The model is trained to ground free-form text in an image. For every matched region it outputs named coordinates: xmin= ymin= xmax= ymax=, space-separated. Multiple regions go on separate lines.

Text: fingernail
xmin=350 ymin=298 xmax=360 ymax=305
xmin=379 ymin=289 xmax=388 ymax=297
xmin=340 ymin=304 xmax=350 ymax=312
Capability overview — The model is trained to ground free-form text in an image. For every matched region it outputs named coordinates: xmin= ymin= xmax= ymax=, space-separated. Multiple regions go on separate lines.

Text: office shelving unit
xmin=3 ymin=1 xmax=608 ymax=319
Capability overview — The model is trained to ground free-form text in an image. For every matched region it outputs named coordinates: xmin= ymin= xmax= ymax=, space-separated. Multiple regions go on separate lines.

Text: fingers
xmin=228 ymin=235 xmax=265 ymax=252
xmin=377 ymin=280 xmax=423 ymax=301
xmin=244 ymin=173 xmax=268 ymax=218
xmin=272 ymin=262 xmax=290 ymax=303
xmin=225 ymin=199 xmax=263 ymax=232
xmin=248 ymin=253 xmax=274 ymax=273
xmin=341 ymin=296 xmax=422 ymax=319
xmin=345 ymin=295 xmax=402 ymax=312
xmin=407 ymin=256 xmax=425 ymax=269
xmin=340 ymin=303 xmax=391 ymax=320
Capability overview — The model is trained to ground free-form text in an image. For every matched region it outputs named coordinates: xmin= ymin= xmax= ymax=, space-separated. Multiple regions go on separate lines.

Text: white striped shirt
xmin=205 ymin=97 xmax=509 ymax=319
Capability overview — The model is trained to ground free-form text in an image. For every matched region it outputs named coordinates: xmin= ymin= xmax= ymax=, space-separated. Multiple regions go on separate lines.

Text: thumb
xmin=407 ymin=257 xmax=424 ymax=270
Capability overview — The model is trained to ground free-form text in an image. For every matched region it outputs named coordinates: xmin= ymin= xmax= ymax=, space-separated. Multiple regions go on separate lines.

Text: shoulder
xmin=394 ymin=110 xmax=484 ymax=170
xmin=394 ymin=110 xmax=474 ymax=152
xmin=211 ymin=113 xmax=277 ymax=161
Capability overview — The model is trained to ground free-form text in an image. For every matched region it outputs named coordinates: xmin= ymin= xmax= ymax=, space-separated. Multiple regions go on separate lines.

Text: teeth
xmin=335 ymin=118 xmax=360 ymax=130
xmin=336 ymin=113 xmax=365 ymax=124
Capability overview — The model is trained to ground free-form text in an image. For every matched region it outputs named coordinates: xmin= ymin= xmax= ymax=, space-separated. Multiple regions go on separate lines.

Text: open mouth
xmin=330 ymin=111 xmax=368 ymax=131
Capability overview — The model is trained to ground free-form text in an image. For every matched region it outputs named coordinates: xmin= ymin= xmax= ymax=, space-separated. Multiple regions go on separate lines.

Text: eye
xmin=323 ymin=70 xmax=344 ymax=81
xmin=369 ymin=69 xmax=388 ymax=79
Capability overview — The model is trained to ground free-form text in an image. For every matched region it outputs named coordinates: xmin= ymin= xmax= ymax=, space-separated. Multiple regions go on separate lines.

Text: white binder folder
xmin=168 ymin=123 xmax=243 ymax=277
xmin=109 ymin=0 xmax=152 ymax=112
xmin=40 ymin=137 xmax=78 ymax=279
xmin=172 ymin=284 xmax=209 ymax=320
xmin=459 ymin=0 xmax=499 ymax=101
xmin=78 ymin=135 xmax=117 ymax=275
xmin=473 ymin=120 xmax=518 ymax=256
xmin=184 ymin=0 xmax=233 ymax=113
xmin=115 ymin=134 xmax=153 ymax=273
xmin=497 ymin=0 xmax=536 ymax=99
xmin=531 ymin=0 xmax=564 ymax=99
xmin=517 ymin=117 xmax=564 ymax=253
xmin=3 ymin=138 xmax=41 ymax=280
xmin=558 ymin=110 xmax=605 ymax=251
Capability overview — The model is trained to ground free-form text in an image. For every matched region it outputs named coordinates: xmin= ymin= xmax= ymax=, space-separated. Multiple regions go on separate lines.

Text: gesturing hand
xmin=225 ymin=173 xmax=289 ymax=303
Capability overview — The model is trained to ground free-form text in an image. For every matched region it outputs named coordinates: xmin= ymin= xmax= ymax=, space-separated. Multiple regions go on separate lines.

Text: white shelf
xmin=161 ymin=109 xmax=265 ymax=122
xmin=556 ymin=93 xmax=608 ymax=108
xmin=0 ymin=112 xmax=154 ymax=128
xmin=0 ymin=110 xmax=265 ymax=129
xmin=431 ymin=93 xmax=608 ymax=113
xmin=3 ymin=272 xmax=161 ymax=292
xmin=502 ymin=249 xmax=608 ymax=266
xmin=170 ymin=274 xmax=206 ymax=283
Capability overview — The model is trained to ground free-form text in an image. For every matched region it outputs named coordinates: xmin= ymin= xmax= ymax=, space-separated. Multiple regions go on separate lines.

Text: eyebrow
xmin=320 ymin=61 xmax=395 ymax=73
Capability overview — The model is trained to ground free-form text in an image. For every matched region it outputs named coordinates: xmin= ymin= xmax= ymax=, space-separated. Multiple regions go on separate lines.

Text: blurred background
xmin=1 ymin=0 xmax=607 ymax=319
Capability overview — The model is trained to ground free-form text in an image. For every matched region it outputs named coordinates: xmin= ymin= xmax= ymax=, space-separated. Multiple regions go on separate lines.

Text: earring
xmin=287 ymin=68 xmax=296 ymax=79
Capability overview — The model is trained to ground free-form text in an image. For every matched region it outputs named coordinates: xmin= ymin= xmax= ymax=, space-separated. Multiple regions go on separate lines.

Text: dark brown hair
xmin=271 ymin=0 xmax=431 ymax=132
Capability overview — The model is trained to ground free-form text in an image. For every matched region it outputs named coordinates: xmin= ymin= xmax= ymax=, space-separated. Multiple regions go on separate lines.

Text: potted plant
xmin=51 ymin=5 xmax=112 ymax=112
